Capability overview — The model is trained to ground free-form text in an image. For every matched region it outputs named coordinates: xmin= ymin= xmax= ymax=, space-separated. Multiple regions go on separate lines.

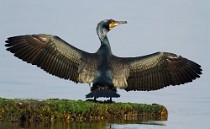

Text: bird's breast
xmin=92 ymin=55 xmax=113 ymax=85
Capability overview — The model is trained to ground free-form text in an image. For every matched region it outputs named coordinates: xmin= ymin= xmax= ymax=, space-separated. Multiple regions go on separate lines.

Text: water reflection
xmin=0 ymin=120 xmax=166 ymax=129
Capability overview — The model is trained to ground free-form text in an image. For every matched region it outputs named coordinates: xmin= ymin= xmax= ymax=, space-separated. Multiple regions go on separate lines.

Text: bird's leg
xmin=110 ymin=97 xmax=112 ymax=102
xmin=94 ymin=97 xmax=96 ymax=102
xmin=109 ymin=124 xmax=112 ymax=129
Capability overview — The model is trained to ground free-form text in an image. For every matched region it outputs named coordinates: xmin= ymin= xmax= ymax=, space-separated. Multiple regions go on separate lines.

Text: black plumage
xmin=5 ymin=19 xmax=202 ymax=101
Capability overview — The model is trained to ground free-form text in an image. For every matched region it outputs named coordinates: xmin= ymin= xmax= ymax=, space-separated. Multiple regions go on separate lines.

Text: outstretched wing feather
xmin=112 ymin=52 xmax=202 ymax=91
xmin=126 ymin=52 xmax=202 ymax=91
xmin=5 ymin=34 xmax=90 ymax=83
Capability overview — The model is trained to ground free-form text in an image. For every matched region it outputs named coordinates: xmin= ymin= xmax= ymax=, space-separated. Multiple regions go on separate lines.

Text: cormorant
xmin=5 ymin=19 xmax=202 ymax=101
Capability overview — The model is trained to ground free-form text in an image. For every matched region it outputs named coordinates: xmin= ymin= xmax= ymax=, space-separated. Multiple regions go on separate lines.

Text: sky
xmin=0 ymin=0 xmax=210 ymax=128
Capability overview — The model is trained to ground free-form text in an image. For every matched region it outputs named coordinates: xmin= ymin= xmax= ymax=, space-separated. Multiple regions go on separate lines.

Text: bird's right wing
xmin=5 ymin=34 xmax=95 ymax=83
xmin=111 ymin=52 xmax=202 ymax=91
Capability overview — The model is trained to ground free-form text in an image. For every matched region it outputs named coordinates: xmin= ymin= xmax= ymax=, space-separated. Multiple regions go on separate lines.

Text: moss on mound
xmin=0 ymin=97 xmax=167 ymax=122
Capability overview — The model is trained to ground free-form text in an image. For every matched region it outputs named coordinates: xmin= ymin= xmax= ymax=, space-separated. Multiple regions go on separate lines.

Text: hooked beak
xmin=109 ymin=20 xmax=127 ymax=30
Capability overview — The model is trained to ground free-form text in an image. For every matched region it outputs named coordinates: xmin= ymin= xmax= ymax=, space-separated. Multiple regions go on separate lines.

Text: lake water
xmin=1 ymin=0 xmax=210 ymax=129
xmin=0 ymin=58 xmax=209 ymax=129
xmin=0 ymin=121 xmax=168 ymax=129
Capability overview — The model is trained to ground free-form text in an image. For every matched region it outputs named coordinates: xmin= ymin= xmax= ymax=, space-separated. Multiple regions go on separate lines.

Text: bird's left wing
xmin=5 ymin=34 xmax=93 ymax=83
xmin=111 ymin=52 xmax=202 ymax=91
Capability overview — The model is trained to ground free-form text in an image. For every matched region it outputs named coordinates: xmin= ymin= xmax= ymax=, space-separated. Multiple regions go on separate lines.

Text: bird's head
xmin=97 ymin=19 xmax=127 ymax=40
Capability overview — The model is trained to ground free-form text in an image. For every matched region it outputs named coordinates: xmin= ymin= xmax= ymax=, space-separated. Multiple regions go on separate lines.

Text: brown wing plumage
xmin=5 ymin=34 xmax=91 ymax=83
xmin=109 ymin=56 xmax=130 ymax=89
xmin=113 ymin=52 xmax=202 ymax=91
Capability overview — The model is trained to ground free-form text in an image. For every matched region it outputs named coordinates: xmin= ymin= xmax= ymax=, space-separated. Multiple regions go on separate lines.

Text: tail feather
xmin=86 ymin=88 xmax=120 ymax=98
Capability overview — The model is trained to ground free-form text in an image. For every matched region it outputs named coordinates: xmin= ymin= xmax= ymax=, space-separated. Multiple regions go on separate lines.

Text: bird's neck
xmin=97 ymin=28 xmax=112 ymax=54
xmin=100 ymin=36 xmax=110 ymax=47
xmin=98 ymin=36 xmax=112 ymax=55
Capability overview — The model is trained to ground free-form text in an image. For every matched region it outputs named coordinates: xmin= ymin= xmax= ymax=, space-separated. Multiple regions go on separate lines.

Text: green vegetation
xmin=0 ymin=97 xmax=167 ymax=122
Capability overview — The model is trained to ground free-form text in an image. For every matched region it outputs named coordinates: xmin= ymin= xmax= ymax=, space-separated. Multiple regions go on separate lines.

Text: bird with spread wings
xmin=5 ymin=19 xmax=202 ymax=101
